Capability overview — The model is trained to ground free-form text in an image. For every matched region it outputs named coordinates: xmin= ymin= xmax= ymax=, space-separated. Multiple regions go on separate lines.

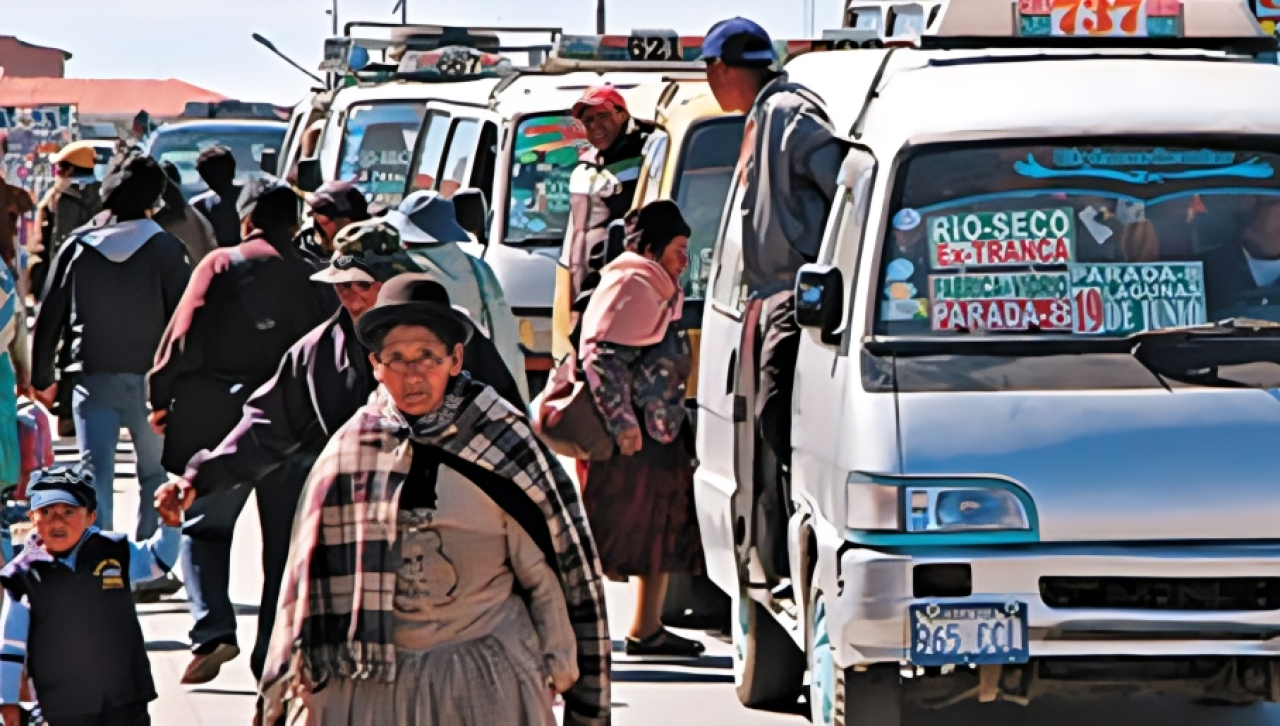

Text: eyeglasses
xmin=377 ymin=352 xmax=446 ymax=375
xmin=335 ymin=280 xmax=374 ymax=293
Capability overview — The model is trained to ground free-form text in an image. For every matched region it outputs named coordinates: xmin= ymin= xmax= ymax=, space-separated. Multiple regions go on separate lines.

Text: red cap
xmin=572 ymin=85 xmax=628 ymax=118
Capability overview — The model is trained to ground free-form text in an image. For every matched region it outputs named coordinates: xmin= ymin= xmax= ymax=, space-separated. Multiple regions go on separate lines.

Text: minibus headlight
xmin=846 ymin=473 xmax=1033 ymax=534
xmin=905 ymin=487 xmax=1029 ymax=533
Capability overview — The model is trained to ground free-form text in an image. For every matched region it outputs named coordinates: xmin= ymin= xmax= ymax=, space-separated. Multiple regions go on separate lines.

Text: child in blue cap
xmin=0 ymin=466 xmax=183 ymax=726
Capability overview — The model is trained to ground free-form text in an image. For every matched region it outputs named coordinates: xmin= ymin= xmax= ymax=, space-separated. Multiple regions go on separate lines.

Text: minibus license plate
xmin=909 ymin=602 xmax=1029 ymax=666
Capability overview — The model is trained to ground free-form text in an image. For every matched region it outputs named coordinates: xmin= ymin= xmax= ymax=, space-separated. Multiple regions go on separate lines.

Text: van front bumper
xmin=828 ymin=541 xmax=1280 ymax=666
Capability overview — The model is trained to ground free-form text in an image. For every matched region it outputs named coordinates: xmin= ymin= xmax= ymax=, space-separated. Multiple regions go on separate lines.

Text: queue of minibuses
xmin=271 ymin=1 xmax=1280 ymax=723
xmin=270 ymin=20 xmax=768 ymax=629
xmin=274 ymin=25 xmax=709 ymax=391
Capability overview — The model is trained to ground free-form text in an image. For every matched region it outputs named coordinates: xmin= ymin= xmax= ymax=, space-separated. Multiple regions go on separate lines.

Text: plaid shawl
xmin=261 ymin=374 xmax=611 ymax=725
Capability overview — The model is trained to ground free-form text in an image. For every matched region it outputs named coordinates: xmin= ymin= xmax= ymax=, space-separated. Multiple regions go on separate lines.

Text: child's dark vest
xmin=0 ymin=532 xmax=155 ymax=720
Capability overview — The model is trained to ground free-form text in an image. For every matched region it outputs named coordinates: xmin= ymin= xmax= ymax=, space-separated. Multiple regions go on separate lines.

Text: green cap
xmin=311 ymin=219 xmax=420 ymax=285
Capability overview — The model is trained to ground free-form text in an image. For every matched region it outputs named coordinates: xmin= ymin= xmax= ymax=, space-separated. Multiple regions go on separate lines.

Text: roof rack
xmin=320 ymin=23 xmax=562 ymax=78
xmin=542 ymin=30 xmax=845 ymax=73
xmin=544 ymin=31 xmax=712 ymax=72
xmin=180 ymin=100 xmax=283 ymax=121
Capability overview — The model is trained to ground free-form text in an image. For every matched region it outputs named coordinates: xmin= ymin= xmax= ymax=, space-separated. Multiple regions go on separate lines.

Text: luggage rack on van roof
xmin=181 ymin=100 xmax=284 ymax=121
xmin=831 ymin=0 xmax=1276 ymax=55
xmin=542 ymin=30 xmax=864 ymax=71
xmin=319 ymin=23 xmax=562 ymax=81
xmin=544 ymin=31 xmax=712 ymax=72
xmin=488 ymin=31 xmax=850 ymax=107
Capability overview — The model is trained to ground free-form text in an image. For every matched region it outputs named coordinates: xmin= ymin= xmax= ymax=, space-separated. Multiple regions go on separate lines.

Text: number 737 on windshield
xmin=1019 ymin=0 xmax=1182 ymax=37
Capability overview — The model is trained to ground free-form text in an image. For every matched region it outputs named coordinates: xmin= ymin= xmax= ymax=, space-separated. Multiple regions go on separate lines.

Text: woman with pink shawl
xmin=578 ymin=200 xmax=706 ymax=658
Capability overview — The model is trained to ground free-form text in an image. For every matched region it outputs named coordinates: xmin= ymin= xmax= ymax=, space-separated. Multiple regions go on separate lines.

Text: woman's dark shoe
xmin=624 ymin=628 xmax=706 ymax=658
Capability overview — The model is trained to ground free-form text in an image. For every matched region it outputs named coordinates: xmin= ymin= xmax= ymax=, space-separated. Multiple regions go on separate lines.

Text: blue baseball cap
xmin=28 ymin=467 xmax=97 ymax=513
xmin=703 ymin=17 xmax=776 ymax=68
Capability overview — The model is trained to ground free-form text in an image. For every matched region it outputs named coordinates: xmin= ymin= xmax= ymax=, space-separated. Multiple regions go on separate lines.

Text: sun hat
xmin=355 ymin=272 xmax=476 ymax=350
xmin=385 ymin=191 xmax=471 ymax=245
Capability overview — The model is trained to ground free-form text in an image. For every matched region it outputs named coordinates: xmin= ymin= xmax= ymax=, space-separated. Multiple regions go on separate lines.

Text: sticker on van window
xmin=1068 ymin=262 xmax=1206 ymax=335
xmin=884 ymin=258 xmax=918 ymax=299
xmin=928 ymin=208 xmax=1075 ymax=270
xmin=930 ymin=272 xmax=1073 ymax=332
xmin=882 ymin=299 xmax=928 ymax=321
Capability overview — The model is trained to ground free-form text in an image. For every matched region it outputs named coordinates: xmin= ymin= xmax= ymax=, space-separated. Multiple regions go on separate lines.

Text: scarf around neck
xmin=261 ymin=374 xmax=611 ymax=725
xmin=579 ymin=251 xmax=683 ymax=359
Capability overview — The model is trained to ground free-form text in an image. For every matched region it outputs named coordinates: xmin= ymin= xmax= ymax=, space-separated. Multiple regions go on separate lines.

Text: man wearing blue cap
xmin=702 ymin=17 xmax=846 ymax=584
xmin=0 ymin=466 xmax=182 ymax=726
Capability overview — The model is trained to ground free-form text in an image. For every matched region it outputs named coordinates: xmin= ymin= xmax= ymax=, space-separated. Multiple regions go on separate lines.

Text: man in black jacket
xmin=148 ymin=178 xmax=331 ymax=685
xmin=155 ymin=219 xmax=523 ymax=684
xmin=295 ymin=180 xmax=371 ymax=264
xmin=190 ymin=146 xmax=244 ymax=248
xmin=33 ymin=155 xmax=192 ymax=537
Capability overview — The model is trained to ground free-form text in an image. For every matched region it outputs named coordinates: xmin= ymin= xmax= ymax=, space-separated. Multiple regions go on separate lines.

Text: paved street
xmin=82 ymin=440 xmax=1280 ymax=725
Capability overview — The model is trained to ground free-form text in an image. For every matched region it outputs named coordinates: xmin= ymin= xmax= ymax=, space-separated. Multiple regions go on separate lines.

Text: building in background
xmin=0 ymin=75 xmax=226 ymax=129
xmin=0 ymin=36 xmax=69 ymax=79
xmin=0 ymin=35 xmax=227 ymax=249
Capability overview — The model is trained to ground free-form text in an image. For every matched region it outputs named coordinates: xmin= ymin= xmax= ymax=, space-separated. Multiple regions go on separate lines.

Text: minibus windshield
xmin=876 ymin=140 xmax=1280 ymax=339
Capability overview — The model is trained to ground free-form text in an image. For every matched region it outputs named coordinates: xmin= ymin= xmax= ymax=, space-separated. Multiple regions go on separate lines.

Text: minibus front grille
xmin=1040 ymin=577 xmax=1280 ymax=611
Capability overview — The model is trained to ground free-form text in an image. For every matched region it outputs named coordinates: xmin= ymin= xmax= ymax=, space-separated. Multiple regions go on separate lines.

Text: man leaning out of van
xmin=702 ymin=17 xmax=846 ymax=583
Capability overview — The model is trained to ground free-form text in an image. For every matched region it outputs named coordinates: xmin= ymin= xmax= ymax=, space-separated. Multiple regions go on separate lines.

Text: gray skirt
xmin=290 ymin=597 xmax=557 ymax=726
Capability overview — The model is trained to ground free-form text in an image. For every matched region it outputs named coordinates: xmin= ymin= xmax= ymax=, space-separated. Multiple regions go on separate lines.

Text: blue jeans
xmin=72 ymin=373 xmax=167 ymax=536
xmin=181 ymin=484 xmax=251 ymax=651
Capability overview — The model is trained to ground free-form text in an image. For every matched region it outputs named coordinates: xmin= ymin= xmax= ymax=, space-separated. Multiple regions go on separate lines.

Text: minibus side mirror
xmin=453 ymin=189 xmax=490 ymax=247
xmin=795 ymin=263 xmax=845 ymax=346
xmin=296 ymin=158 xmax=323 ymax=193
xmin=260 ymin=148 xmax=279 ymax=176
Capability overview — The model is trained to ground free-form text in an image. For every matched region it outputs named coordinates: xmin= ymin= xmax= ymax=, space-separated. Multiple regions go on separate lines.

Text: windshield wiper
xmin=1126 ymin=317 xmax=1280 ymax=341
xmin=506 ymin=233 xmax=565 ymax=246
xmin=1129 ymin=318 xmax=1280 ymax=388
xmin=868 ymin=318 xmax=1280 ymax=356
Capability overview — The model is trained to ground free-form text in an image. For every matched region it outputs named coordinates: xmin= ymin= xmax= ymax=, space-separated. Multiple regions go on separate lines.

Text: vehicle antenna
xmin=251 ymin=34 xmax=326 ymax=85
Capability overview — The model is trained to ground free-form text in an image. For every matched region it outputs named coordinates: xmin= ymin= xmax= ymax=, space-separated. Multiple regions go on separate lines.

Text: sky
xmin=1 ymin=0 xmax=840 ymax=106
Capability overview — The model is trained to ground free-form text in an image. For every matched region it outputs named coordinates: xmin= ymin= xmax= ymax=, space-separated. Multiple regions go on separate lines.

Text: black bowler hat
xmin=356 ymin=273 xmax=476 ymax=350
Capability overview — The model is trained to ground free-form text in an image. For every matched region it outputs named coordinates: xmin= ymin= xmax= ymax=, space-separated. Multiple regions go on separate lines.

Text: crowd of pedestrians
xmin=0 ymin=14 xmax=839 ymax=726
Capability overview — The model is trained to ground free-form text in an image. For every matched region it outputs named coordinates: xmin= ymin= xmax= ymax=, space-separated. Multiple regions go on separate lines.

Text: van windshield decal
xmin=930 ymin=272 xmax=1072 ymax=332
xmin=926 ymin=263 xmax=1206 ymax=334
xmin=877 ymin=141 xmax=1280 ymax=338
xmin=1015 ymin=155 xmax=1274 ymax=184
xmin=1069 ymin=262 xmax=1206 ymax=335
xmin=928 ymin=208 xmax=1075 ymax=269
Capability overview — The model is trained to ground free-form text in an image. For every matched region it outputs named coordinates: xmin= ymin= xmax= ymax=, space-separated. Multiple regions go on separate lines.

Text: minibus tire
xmin=734 ymin=592 xmax=804 ymax=709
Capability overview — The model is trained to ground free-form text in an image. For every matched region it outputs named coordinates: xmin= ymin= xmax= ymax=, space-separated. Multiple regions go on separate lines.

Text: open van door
xmin=695 ymin=177 xmax=756 ymax=597
xmin=404 ymin=100 xmax=501 ymax=207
